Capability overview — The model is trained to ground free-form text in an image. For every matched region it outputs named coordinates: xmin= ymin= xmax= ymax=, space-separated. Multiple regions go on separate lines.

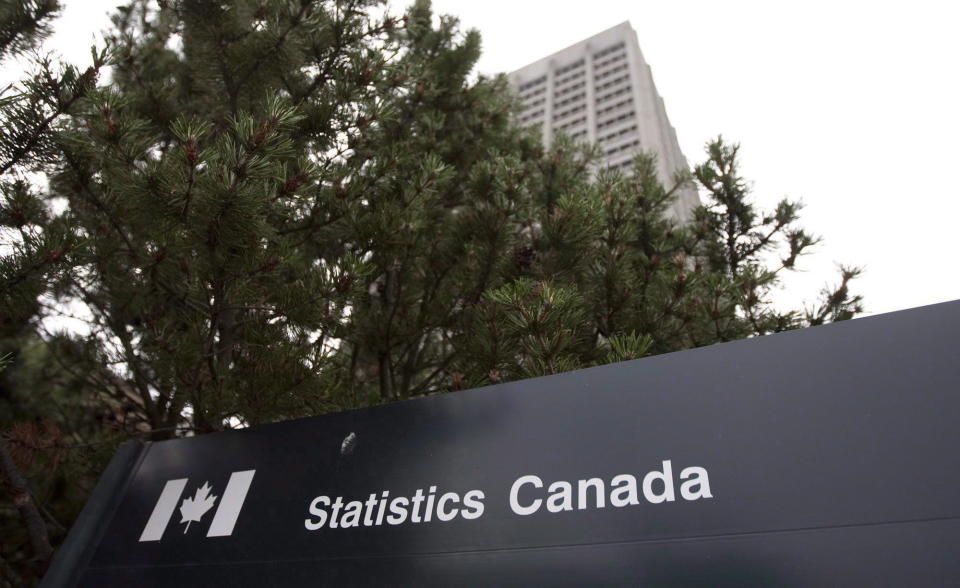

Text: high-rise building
xmin=507 ymin=22 xmax=700 ymax=222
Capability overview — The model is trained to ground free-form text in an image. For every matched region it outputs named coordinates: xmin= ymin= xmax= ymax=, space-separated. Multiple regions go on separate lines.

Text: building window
xmin=594 ymin=63 xmax=628 ymax=82
xmin=554 ymin=81 xmax=585 ymax=98
xmin=555 ymin=69 xmax=585 ymax=87
xmin=596 ymin=74 xmax=630 ymax=93
xmin=554 ymin=115 xmax=587 ymax=133
xmin=520 ymin=86 xmax=546 ymax=101
xmin=598 ymin=124 xmax=638 ymax=144
xmin=596 ymin=85 xmax=632 ymax=104
xmin=605 ymin=139 xmax=640 ymax=156
xmin=597 ymin=110 xmax=636 ymax=130
xmin=592 ymin=41 xmax=625 ymax=61
xmin=519 ymin=109 xmax=545 ymax=124
xmin=594 ymin=52 xmax=626 ymax=71
xmin=518 ymin=75 xmax=546 ymax=93
xmin=555 ymin=59 xmax=585 ymax=77
xmin=553 ymin=104 xmax=587 ymax=122
xmin=597 ymin=97 xmax=633 ymax=118
xmin=554 ymin=92 xmax=586 ymax=109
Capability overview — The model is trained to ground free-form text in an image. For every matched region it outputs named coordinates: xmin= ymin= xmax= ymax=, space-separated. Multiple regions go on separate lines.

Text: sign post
xmin=44 ymin=301 xmax=960 ymax=586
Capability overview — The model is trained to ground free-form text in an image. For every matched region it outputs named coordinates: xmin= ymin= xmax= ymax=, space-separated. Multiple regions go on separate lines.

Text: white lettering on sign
xmin=509 ymin=460 xmax=712 ymax=516
xmin=305 ymin=487 xmax=485 ymax=530
xmin=302 ymin=460 xmax=712 ymax=532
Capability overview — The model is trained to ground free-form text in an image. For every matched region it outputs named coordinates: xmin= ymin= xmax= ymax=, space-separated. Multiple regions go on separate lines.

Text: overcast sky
xmin=10 ymin=0 xmax=960 ymax=317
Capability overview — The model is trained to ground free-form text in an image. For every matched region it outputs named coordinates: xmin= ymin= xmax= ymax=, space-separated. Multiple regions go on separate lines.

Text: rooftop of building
xmin=508 ymin=21 xmax=640 ymax=84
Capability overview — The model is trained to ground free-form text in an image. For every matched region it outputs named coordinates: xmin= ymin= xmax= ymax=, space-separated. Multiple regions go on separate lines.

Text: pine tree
xmin=450 ymin=136 xmax=862 ymax=387
xmin=0 ymin=0 xmax=104 ymax=329
xmin=691 ymin=138 xmax=862 ymax=333
xmin=0 ymin=0 xmax=862 ymax=576
xmin=45 ymin=0 xmax=403 ymax=434
xmin=0 ymin=2 xmax=108 ymax=579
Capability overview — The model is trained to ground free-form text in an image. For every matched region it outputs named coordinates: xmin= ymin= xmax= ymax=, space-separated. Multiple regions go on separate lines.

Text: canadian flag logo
xmin=139 ymin=470 xmax=256 ymax=542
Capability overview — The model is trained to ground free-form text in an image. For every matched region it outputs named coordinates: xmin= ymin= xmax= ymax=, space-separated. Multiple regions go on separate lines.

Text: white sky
xmin=9 ymin=0 xmax=960 ymax=317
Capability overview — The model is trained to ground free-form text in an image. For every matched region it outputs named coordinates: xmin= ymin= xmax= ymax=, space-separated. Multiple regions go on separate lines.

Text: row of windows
xmin=596 ymin=74 xmax=630 ymax=94
xmin=554 ymin=80 xmax=585 ymax=99
xmin=518 ymin=55 xmax=628 ymax=102
xmin=553 ymin=103 xmax=586 ymax=122
xmin=597 ymin=96 xmax=633 ymax=118
xmin=554 ymin=92 xmax=585 ymax=110
xmin=522 ymin=77 xmax=627 ymax=107
xmin=593 ymin=41 xmax=625 ymax=61
xmin=523 ymin=97 xmax=546 ymax=111
xmin=519 ymin=109 xmax=544 ymax=124
xmin=517 ymin=75 xmax=546 ymax=93
xmin=594 ymin=51 xmax=626 ymax=72
xmin=520 ymin=85 xmax=546 ymax=101
xmin=605 ymin=139 xmax=640 ymax=156
xmin=555 ymin=68 xmax=585 ymax=88
xmin=595 ymin=62 xmax=628 ymax=82
xmin=597 ymin=109 xmax=635 ymax=130
xmin=599 ymin=124 xmax=638 ymax=144
xmin=523 ymin=88 xmax=625 ymax=120
xmin=555 ymin=59 xmax=584 ymax=76
xmin=554 ymin=115 xmax=587 ymax=133
xmin=596 ymin=84 xmax=632 ymax=105
xmin=525 ymin=116 xmax=640 ymax=141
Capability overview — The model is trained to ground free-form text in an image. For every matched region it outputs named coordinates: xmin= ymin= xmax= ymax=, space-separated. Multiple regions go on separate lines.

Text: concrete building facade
xmin=507 ymin=22 xmax=700 ymax=222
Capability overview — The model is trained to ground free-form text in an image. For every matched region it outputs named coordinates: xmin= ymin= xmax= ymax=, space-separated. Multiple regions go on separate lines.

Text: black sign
xmin=46 ymin=301 xmax=960 ymax=586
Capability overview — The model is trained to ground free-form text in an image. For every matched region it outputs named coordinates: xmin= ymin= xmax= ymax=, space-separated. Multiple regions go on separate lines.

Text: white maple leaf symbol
xmin=179 ymin=482 xmax=218 ymax=533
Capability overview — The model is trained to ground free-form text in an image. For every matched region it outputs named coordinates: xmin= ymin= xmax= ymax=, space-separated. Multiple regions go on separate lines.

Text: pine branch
xmin=0 ymin=0 xmax=60 ymax=58
xmin=0 ymin=55 xmax=103 ymax=176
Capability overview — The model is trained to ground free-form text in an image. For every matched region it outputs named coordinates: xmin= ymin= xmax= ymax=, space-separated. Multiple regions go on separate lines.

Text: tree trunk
xmin=0 ymin=438 xmax=53 ymax=562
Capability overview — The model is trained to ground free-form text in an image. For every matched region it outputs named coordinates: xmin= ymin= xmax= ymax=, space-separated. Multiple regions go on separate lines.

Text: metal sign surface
xmin=48 ymin=301 xmax=960 ymax=586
